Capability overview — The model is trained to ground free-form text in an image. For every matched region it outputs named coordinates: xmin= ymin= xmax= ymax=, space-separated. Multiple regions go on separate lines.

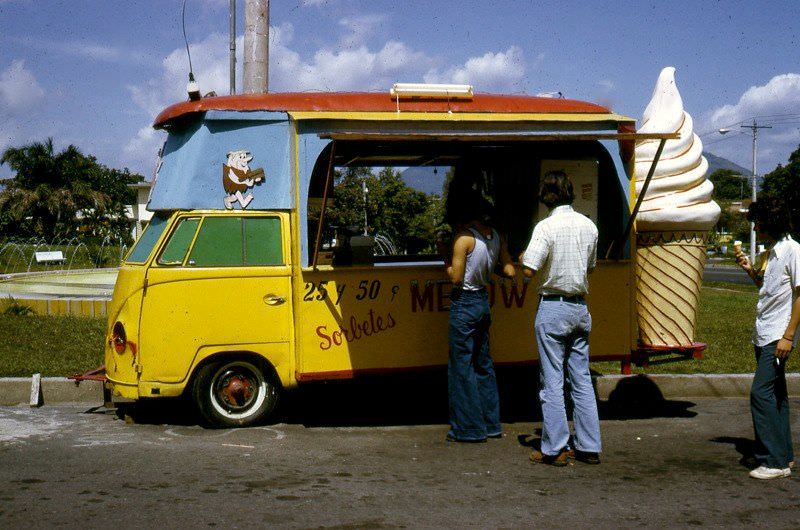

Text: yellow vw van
xmin=105 ymin=87 xmax=674 ymax=427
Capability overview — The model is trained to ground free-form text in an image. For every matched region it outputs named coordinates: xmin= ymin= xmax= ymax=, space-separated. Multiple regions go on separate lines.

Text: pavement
xmin=3 ymin=371 xmax=799 ymax=408
xmin=1 ymin=396 xmax=799 ymax=527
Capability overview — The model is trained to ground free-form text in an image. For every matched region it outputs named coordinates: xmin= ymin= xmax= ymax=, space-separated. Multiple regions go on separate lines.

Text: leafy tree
xmin=327 ymin=166 xmax=438 ymax=254
xmin=709 ymin=168 xmax=751 ymax=201
xmin=760 ymin=143 xmax=800 ymax=238
xmin=0 ymin=138 xmax=143 ymax=242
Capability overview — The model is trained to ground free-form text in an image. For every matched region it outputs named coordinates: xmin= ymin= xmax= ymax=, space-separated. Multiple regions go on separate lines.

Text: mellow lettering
xmin=411 ymin=281 xmax=434 ymax=312
xmin=500 ymin=281 xmax=528 ymax=308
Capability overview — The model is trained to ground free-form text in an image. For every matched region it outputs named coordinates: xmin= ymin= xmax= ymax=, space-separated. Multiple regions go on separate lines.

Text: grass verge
xmin=0 ymin=280 xmax=796 ymax=376
xmin=592 ymin=281 xmax=799 ymax=375
xmin=0 ymin=314 xmax=104 ymax=377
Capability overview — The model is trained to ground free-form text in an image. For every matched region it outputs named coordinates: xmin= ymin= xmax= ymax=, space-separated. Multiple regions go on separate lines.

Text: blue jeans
xmin=448 ymin=288 xmax=501 ymax=440
xmin=535 ymin=299 xmax=601 ymax=456
xmin=751 ymin=342 xmax=794 ymax=468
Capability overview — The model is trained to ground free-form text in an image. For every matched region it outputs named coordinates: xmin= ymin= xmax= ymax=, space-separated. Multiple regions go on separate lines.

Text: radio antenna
xmin=181 ymin=0 xmax=201 ymax=100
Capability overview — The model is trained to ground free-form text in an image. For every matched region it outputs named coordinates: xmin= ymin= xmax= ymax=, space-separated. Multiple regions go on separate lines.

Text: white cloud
xmin=424 ymin=46 xmax=525 ymax=93
xmin=128 ymin=32 xmax=239 ymax=118
xmin=269 ymin=22 xmax=435 ymax=91
xmin=701 ymin=73 xmax=800 ymax=172
xmin=122 ymin=24 xmax=532 ymax=171
xmin=123 ymin=126 xmax=166 ymax=178
xmin=0 ymin=60 xmax=45 ymax=112
xmin=706 ymin=73 xmax=800 ymax=128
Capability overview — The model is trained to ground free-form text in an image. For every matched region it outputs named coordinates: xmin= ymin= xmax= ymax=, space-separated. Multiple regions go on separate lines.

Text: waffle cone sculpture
xmin=636 ymin=231 xmax=708 ymax=346
xmin=634 ymin=68 xmax=721 ymax=347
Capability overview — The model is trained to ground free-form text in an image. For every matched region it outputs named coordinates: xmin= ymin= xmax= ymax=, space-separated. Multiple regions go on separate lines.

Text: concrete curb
xmin=1 ymin=374 xmax=799 ymax=406
xmin=594 ymin=373 xmax=800 ymax=400
xmin=0 ymin=377 xmax=104 ymax=406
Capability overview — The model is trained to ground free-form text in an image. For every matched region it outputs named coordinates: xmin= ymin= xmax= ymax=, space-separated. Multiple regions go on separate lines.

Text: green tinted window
xmin=126 ymin=214 xmax=170 ymax=263
xmin=188 ymin=217 xmax=244 ymax=266
xmin=158 ymin=218 xmax=200 ymax=265
xmin=244 ymin=218 xmax=283 ymax=265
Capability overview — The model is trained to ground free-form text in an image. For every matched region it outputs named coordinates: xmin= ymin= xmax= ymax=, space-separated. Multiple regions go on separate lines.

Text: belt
xmin=540 ymin=294 xmax=585 ymax=304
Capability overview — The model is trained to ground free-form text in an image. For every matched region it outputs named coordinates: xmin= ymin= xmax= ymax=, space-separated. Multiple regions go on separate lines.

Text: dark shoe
xmin=530 ymin=449 xmax=570 ymax=467
xmin=446 ymin=432 xmax=487 ymax=443
xmin=571 ymin=449 xmax=601 ymax=465
xmin=487 ymin=431 xmax=504 ymax=439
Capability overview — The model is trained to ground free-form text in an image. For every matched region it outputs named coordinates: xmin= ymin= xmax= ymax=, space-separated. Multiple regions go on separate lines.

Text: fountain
xmin=0 ymin=236 xmax=121 ymax=316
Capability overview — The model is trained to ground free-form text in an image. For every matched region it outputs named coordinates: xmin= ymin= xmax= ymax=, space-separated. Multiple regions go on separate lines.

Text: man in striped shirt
xmin=521 ymin=170 xmax=602 ymax=466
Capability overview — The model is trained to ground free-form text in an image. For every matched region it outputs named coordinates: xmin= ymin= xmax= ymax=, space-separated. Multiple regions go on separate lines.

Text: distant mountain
xmin=704 ymin=152 xmax=750 ymax=177
xmin=400 ymin=166 xmax=447 ymax=196
xmin=703 ymin=151 xmax=763 ymax=190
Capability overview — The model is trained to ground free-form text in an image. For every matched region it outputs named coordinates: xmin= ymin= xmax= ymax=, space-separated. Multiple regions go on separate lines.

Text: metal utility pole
xmin=229 ymin=0 xmax=236 ymax=94
xmin=742 ymin=119 xmax=772 ymax=264
xmin=243 ymin=0 xmax=269 ymax=93
xmin=362 ymin=179 xmax=369 ymax=236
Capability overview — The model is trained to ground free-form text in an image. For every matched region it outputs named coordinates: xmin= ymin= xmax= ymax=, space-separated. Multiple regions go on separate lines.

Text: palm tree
xmin=0 ymin=139 xmax=112 ymax=239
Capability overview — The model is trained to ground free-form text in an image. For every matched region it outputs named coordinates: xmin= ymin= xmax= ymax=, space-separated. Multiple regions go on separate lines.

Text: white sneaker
xmin=749 ymin=465 xmax=791 ymax=480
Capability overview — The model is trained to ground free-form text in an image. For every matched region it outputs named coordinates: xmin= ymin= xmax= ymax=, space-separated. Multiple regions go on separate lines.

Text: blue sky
xmin=1 ymin=0 xmax=798 ymax=179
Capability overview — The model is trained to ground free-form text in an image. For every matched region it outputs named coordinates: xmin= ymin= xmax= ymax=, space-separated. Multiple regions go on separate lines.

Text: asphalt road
xmin=2 ymin=395 xmax=798 ymax=528
xmin=704 ymin=263 xmax=751 ymax=284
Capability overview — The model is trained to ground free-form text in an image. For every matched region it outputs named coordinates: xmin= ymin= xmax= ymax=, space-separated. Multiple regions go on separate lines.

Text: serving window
xmin=306 ymin=140 xmax=624 ymax=268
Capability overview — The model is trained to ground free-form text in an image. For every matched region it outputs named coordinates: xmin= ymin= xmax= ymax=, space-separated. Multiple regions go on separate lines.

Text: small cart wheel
xmin=193 ymin=358 xmax=279 ymax=428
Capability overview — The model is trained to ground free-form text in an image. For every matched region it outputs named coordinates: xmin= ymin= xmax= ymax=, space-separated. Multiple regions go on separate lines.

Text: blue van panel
xmin=148 ymin=114 xmax=293 ymax=211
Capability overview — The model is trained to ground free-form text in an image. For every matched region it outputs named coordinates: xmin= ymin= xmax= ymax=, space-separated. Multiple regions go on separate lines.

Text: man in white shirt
xmin=520 ymin=171 xmax=601 ymax=466
xmin=736 ymin=197 xmax=799 ymax=480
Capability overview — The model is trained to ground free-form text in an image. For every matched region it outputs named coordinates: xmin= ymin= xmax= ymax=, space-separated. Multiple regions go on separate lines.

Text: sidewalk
xmin=3 ymin=373 xmax=799 ymax=406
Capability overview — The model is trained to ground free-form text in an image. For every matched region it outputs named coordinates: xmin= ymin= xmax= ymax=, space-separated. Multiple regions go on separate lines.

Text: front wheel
xmin=193 ymin=358 xmax=279 ymax=428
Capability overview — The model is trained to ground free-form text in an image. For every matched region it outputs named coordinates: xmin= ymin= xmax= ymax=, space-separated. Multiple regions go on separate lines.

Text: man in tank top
xmin=442 ymin=199 xmax=515 ymax=443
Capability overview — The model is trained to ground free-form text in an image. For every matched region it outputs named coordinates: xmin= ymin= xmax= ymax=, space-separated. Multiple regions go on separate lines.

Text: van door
xmin=138 ymin=213 xmax=292 ymax=386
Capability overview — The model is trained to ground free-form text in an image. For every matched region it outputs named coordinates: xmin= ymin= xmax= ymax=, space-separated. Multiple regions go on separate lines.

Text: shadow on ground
xmin=710 ymin=436 xmax=758 ymax=469
xmin=99 ymin=368 xmax=696 ymax=428
xmin=598 ymin=374 xmax=698 ymax=420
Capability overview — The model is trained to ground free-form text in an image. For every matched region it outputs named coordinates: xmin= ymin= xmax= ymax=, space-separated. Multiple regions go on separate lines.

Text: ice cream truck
xmin=104 ymin=77 xmax=711 ymax=427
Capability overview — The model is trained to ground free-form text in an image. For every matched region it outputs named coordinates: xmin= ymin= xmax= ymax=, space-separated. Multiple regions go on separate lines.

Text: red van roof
xmin=153 ymin=92 xmax=613 ymax=128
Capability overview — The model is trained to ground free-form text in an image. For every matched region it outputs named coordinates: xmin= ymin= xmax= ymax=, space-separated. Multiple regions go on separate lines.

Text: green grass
xmin=0 ymin=314 xmax=105 ymax=377
xmin=592 ymin=280 xmax=800 ymax=375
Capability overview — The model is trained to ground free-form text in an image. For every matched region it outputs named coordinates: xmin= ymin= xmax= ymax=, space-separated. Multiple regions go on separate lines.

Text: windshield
xmin=125 ymin=213 xmax=170 ymax=263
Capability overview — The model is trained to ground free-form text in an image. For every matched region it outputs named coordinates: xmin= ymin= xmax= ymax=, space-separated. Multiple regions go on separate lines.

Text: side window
xmin=158 ymin=218 xmax=200 ymax=265
xmin=185 ymin=216 xmax=284 ymax=267
xmin=244 ymin=217 xmax=283 ymax=265
xmin=188 ymin=217 xmax=243 ymax=266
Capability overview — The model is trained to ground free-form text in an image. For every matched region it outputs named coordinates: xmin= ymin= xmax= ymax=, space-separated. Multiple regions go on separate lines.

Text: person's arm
xmin=519 ymin=251 xmax=536 ymax=278
xmin=520 ymin=224 xmax=547 ymax=279
xmin=498 ymin=236 xmax=517 ymax=279
xmin=587 ymin=226 xmax=598 ymax=274
xmin=776 ymin=288 xmax=800 ymax=359
xmin=447 ymin=232 xmax=474 ymax=285
xmin=735 ymin=252 xmax=763 ymax=288
xmin=776 ymin=248 xmax=800 ymax=359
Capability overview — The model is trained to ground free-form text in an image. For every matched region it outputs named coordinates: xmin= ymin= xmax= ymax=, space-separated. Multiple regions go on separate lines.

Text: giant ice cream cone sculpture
xmin=634 ymin=67 xmax=721 ymax=347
